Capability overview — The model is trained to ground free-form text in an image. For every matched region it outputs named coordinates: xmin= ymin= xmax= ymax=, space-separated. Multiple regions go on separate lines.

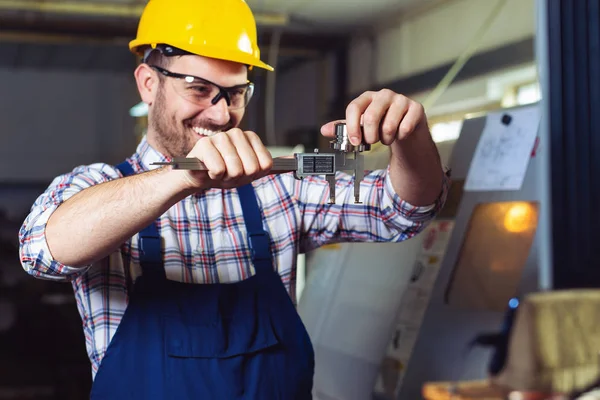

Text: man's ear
xmin=134 ymin=64 xmax=159 ymax=105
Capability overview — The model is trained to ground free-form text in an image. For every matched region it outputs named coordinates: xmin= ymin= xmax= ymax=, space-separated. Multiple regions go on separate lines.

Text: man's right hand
xmin=175 ymin=128 xmax=274 ymax=191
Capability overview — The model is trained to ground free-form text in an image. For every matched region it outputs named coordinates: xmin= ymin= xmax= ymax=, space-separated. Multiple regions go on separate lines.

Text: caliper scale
xmin=153 ymin=123 xmax=370 ymax=204
xmin=294 ymin=123 xmax=370 ymax=204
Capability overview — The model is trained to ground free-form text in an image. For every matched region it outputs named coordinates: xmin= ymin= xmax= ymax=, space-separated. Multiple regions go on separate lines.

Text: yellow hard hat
xmin=129 ymin=0 xmax=273 ymax=71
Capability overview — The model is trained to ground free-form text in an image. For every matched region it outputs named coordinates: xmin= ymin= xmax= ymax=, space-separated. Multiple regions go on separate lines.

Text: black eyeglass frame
xmin=149 ymin=65 xmax=255 ymax=110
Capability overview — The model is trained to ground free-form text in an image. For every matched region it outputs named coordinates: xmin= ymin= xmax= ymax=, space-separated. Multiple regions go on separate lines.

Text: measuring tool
xmin=152 ymin=123 xmax=371 ymax=204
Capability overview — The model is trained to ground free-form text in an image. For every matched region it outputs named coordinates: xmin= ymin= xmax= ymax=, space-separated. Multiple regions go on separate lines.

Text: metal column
xmin=537 ymin=0 xmax=600 ymax=289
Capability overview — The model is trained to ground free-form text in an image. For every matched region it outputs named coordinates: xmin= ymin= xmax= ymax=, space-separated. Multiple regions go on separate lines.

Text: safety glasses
xmin=150 ymin=65 xmax=255 ymax=110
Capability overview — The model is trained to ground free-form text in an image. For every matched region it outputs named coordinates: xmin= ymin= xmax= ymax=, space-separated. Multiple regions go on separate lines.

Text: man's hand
xmin=176 ymin=128 xmax=274 ymax=190
xmin=320 ymin=89 xmax=428 ymax=146
xmin=321 ymin=89 xmax=445 ymax=207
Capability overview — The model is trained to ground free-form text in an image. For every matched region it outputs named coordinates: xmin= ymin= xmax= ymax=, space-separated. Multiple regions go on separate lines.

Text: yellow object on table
xmin=422 ymin=380 xmax=566 ymax=400
xmin=422 ymin=379 xmax=509 ymax=400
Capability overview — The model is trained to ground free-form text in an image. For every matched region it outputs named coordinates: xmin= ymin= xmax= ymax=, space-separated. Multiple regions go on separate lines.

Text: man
xmin=19 ymin=0 xmax=449 ymax=398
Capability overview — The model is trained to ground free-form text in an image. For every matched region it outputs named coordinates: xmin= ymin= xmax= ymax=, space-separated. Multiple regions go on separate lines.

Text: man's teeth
xmin=192 ymin=127 xmax=220 ymax=137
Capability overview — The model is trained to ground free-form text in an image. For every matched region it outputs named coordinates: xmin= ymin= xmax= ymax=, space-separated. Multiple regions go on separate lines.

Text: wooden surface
xmin=422 ymin=380 xmax=508 ymax=400
xmin=422 ymin=380 xmax=566 ymax=400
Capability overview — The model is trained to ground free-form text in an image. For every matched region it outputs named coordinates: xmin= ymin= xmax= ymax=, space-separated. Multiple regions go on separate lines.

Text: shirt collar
xmin=135 ymin=135 xmax=170 ymax=172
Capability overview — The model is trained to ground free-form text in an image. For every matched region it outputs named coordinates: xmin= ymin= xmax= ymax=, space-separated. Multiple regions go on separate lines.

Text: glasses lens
xmin=171 ymin=75 xmax=253 ymax=110
xmin=172 ymin=76 xmax=218 ymax=105
xmin=227 ymin=83 xmax=254 ymax=109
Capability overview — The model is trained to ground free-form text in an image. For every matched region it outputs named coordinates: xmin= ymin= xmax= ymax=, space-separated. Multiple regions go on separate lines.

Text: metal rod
xmin=151 ymin=157 xmax=297 ymax=172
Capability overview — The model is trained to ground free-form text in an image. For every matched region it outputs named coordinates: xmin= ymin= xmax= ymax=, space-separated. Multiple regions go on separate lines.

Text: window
xmin=502 ymin=81 xmax=541 ymax=108
xmin=430 ymin=120 xmax=464 ymax=143
xmin=445 ymin=201 xmax=539 ymax=312
xmin=516 ymin=82 xmax=541 ymax=105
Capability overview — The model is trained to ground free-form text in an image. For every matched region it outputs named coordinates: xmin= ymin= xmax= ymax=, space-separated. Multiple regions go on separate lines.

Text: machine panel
xmin=397 ymin=104 xmax=542 ymax=399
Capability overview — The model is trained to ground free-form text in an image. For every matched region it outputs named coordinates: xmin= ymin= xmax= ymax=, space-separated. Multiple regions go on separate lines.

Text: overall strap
xmin=237 ymin=184 xmax=273 ymax=275
xmin=115 ymin=161 xmax=166 ymax=280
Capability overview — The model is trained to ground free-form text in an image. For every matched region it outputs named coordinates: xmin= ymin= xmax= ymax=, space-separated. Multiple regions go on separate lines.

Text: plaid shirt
xmin=19 ymin=137 xmax=448 ymax=377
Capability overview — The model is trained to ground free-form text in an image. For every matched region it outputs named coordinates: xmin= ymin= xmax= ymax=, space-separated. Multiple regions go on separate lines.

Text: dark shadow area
xmin=0 ymin=209 xmax=91 ymax=400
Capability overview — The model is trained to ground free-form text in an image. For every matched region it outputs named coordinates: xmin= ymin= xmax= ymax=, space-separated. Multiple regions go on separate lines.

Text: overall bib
xmin=90 ymin=161 xmax=315 ymax=399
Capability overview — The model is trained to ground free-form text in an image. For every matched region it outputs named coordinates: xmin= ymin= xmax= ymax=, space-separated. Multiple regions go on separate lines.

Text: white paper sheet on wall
xmin=465 ymin=105 xmax=540 ymax=191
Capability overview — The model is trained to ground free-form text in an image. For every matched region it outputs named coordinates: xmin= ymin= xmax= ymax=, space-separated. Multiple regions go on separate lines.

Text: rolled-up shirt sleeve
xmin=295 ymin=165 xmax=450 ymax=252
xmin=19 ymin=163 xmax=121 ymax=281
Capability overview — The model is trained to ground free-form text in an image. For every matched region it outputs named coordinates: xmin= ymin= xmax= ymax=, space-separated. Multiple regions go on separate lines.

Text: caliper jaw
xmin=293 ymin=123 xmax=371 ymax=204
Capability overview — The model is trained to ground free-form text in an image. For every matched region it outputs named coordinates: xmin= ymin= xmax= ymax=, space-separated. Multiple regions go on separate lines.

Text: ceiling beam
xmin=0 ymin=0 xmax=144 ymax=18
xmin=0 ymin=11 xmax=347 ymax=53
xmin=0 ymin=0 xmax=289 ymax=26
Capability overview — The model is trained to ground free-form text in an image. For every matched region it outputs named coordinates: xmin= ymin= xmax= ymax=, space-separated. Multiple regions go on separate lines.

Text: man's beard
xmin=149 ymin=84 xmax=234 ymax=158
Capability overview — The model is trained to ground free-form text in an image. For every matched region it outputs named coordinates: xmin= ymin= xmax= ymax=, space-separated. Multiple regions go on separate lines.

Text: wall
xmin=414 ymin=62 xmax=538 ymax=118
xmin=272 ymin=54 xmax=338 ymax=148
xmin=0 ymin=68 xmax=139 ymax=184
xmin=348 ymin=0 xmax=536 ymax=94
xmin=274 ymin=59 xmax=320 ymax=141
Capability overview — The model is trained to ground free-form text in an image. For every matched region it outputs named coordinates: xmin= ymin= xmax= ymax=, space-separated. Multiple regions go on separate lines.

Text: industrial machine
xmin=396 ymin=103 xmax=541 ymax=399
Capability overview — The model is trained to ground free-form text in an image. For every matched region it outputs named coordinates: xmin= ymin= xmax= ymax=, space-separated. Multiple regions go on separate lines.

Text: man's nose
xmin=204 ymin=96 xmax=231 ymax=126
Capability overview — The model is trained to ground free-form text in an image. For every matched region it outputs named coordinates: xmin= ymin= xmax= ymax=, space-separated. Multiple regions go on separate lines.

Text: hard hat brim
xmin=129 ymin=40 xmax=274 ymax=72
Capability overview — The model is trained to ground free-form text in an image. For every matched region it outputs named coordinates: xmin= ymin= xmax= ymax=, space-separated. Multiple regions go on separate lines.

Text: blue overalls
xmin=90 ymin=160 xmax=315 ymax=399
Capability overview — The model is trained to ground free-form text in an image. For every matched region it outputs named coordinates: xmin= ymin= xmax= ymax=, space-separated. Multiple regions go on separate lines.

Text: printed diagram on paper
xmin=465 ymin=105 xmax=540 ymax=191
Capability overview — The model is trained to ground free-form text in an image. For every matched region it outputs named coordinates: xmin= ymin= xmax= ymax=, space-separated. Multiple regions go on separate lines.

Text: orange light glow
xmin=503 ymin=203 xmax=536 ymax=233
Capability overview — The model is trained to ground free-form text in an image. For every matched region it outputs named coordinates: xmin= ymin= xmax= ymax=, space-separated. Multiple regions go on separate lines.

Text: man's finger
xmin=212 ymin=134 xmax=244 ymax=180
xmin=346 ymin=92 xmax=375 ymax=145
xmin=320 ymin=120 xmax=346 ymax=138
xmin=246 ymin=131 xmax=274 ymax=174
xmin=228 ymin=130 xmax=260 ymax=177
xmin=379 ymin=97 xmax=409 ymax=145
xmin=362 ymin=91 xmax=395 ymax=144
xmin=199 ymin=141 xmax=226 ymax=181
xmin=398 ymin=102 xmax=425 ymax=139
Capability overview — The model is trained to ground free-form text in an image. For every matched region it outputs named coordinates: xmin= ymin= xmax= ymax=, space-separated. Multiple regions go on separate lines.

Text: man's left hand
xmin=321 ymin=89 xmax=428 ymax=146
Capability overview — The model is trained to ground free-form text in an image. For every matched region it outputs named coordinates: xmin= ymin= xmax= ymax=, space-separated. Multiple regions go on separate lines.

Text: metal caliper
xmin=153 ymin=123 xmax=370 ymax=204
